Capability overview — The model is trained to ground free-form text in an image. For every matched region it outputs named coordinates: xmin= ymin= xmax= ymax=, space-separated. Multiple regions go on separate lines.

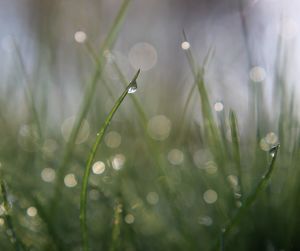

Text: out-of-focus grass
xmin=0 ymin=2 xmax=300 ymax=251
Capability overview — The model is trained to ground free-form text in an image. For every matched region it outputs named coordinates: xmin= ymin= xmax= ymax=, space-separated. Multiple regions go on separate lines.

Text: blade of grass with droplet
xmin=52 ymin=0 xmax=131 ymax=210
xmin=80 ymin=69 xmax=140 ymax=251
xmin=86 ymin=40 xmax=194 ymax=245
xmin=214 ymin=144 xmax=280 ymax=250
xmin=182 ymin=30 xmax=197 ymax=76
xmin=177 ymin=43 xmax=215 ymax=145
xmin=196 ymin=70 xmax=225 ymax=168
xmin=229 ymin=110 xmax=243 ymax=197
xmin=0 ymin=180 xmax=27 ymax=251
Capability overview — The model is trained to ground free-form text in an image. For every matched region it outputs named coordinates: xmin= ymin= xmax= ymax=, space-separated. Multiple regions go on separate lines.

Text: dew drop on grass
xmin=128 ymin=81 xmax=137 ymax=93
xmin=269 ymin=144 xmax=279 ymax=158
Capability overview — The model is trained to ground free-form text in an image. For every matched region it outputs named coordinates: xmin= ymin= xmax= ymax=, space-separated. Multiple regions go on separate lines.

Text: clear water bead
xmin=128 ymin=81 xmax=137 ymax=93
xmin=269 ymin=144 xmax=279 ymax=158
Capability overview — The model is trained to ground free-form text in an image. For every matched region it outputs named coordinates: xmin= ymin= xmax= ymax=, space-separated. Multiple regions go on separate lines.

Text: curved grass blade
xmin=52 ymin=0 xmax=131 ymax=209
xmin=215 ymin=144 xmax=280 ymax=250
xmin=80 ymin=69 xmax=140 ymax=251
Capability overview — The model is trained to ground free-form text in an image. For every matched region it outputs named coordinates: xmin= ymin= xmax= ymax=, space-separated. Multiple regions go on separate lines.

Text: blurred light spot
xmin=193 ymin=149 xmax=213 ymax=168
xmin=214 ymin=102 xmax=224 ymax=112
xmin=61 ymin=116 xmax=90 ymax=144
xmin=89 ymin=189 xmax=100 ymax=200
xmin=26 ymin=207 xmax=37 ymax=217
xmin=64 ymin=173 xmax=77 ymax=188
xmin=124 ymin=214 xmax=135 ymax=224
xmin=146 ymin=192 xmax=159 ymax=205
xmin=205 ymin=161 xmax=218 ymax=174
xmin=18 ymin=124 xmax=39 ymax=152
xmin=265 ymin=132 xmax=278 ymax=145
xmin=260 ymin=138 xmax=270 ymax=151
xmin=249 ymin=66 xmax=266 ymax=82
xmin=227 ymin=175 xmax=238 ymax=187
xmin=128 ymin=42 xmax=157 ymax=71
xmin=198 ymin=216 xmax=213 ymax=226
xmin=236 ymin=201 xmax=242 ymax=208
xmin=181 ymin=41 xmax=190 ymax=50
xmin=147 ymin=115 xmax=171 ymax=141
xmin=104 ymin=131 xmax=121 ymax=148
xmin=92 ymin=161 xmax=106 ymax=174
xmin=74 ymin=31 xmax=87 ymax=43
xmin=280 ymin=18 xmax=299 ymax=40
xmin=112 ymin=154 xmax=126 ymax=170
xmin=0 ymin=218 xmax=4 ymax=226
xmin=203 ymin=189 xmax=218 ymax=204
xmin=167 ymin=149 xmax=184 ymax=165
xmin=103 ymin=50 xmax=115 ymax=62
xmin=42 ymin=139 xmax=58 ymax=154
xmin=41 ymin=168 xmax=56 ymax=183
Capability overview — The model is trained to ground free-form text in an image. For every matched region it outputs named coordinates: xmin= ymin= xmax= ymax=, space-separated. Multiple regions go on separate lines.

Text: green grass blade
xmin=229 ymin=110 xmax=243 ymax=197
xmin=80 ymin=70 xmax=140 ymax=251
xmin=99 ymin=0 xmax=131 ymax=53
xmin=0 ymin=180 xmax=26 ymax=251
xmin=218 ymin=144 xmax=280 ymax=249
xmin=32 ymin=198 xmax=66 ymax=251
xmin=52 ymin=0 xmax=131 ymax=210
xmin=182 ymin=30 xmax=197 ymax=76
xmin=12 ymin=41 xmax=43 ymax=140
xmin=109 ymin=200 xmax=122 ymax=251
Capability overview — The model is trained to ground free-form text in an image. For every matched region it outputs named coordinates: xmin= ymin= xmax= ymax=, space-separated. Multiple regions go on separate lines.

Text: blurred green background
xmin=0 ymin=0 xmax=300 ymax=250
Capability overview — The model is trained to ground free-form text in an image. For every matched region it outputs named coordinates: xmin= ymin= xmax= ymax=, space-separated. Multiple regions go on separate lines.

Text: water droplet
xmin=128 ymin=81 xmax=137 ymax=93
xmin=269 ymin=144 xmax=279 ymax=158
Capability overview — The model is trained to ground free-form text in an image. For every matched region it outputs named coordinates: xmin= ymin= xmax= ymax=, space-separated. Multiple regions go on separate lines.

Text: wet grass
xmin=0 ymin=1 xmax=299 ymax=251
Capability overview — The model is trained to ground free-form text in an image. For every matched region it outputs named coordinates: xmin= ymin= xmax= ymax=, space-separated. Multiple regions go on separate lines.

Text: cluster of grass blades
xmin=2 ymin=2 xmax=300 ymax=251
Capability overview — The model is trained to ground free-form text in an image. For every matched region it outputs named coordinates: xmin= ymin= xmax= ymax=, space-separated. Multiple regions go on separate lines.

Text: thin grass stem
xmin=80 ymin=70 xmax=140 ymax=251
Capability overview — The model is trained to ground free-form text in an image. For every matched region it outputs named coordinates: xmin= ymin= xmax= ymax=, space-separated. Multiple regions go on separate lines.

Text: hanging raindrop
xmin=269 ymin=144 xmax=280 ymax=158
xmin=127 ymin=69 xmax=140 ymax=94
xmin=127 ymin=81 xmax=137 ymax=93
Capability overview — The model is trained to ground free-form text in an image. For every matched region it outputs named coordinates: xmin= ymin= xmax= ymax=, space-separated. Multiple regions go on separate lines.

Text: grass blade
xmin=52 ymin=0 xmax=131 ymax=210
xmin=217 ymin=144 xmax=280 ymax=249
xmin=0 ymin=180 xmax=26 ymax=251
xmin=229 ymin=110 xmax=243 ymax=197
xmin=109 ymin=199 xmax=122 ymax=251
xmin=80 ymin=70 xmax=140 ymax=251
